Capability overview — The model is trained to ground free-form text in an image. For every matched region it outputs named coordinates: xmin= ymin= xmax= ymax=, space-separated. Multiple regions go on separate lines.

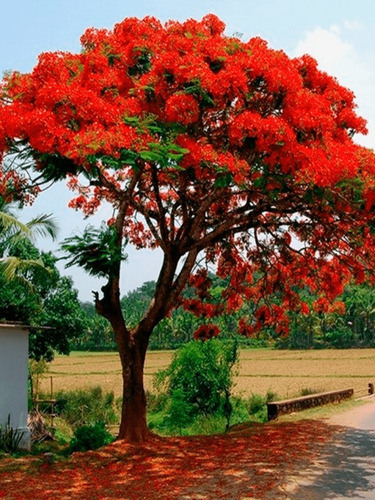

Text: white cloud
xmin=329 ymin=24 xmax=342 ymax=36
xmin=293 ymin=24 xmax=375 ymax=149
xmin=294 ymin=25 xmax=357 ymax=83
xmin=343 ymin=20 xmax=362 ymax=31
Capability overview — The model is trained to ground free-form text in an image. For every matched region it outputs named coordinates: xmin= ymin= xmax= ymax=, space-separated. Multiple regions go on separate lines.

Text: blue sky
xmin=1 ymin=0 xmax=375 ymax=301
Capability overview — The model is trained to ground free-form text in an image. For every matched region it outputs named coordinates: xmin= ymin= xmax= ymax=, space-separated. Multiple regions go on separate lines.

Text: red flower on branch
xmin=193 ymin=323 xmax=220 ymax=341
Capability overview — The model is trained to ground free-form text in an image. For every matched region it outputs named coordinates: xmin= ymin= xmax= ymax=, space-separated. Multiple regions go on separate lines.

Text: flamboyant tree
xmin=1 ymin=14 xmax=375 ymax=442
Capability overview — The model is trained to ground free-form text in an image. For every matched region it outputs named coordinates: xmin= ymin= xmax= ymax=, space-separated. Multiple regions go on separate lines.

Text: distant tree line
xmin=278 ymin=284 xmax=375 ymax=349
xmin=72 ymin=277 xmax=375 ymax=352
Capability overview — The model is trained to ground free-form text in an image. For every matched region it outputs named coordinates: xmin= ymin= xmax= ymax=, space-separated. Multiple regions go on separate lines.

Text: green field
xmin=38 ymin=348 xmax=375 ymax=400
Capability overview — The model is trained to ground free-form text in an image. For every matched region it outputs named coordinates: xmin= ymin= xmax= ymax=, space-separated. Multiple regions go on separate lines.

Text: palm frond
xmin=0 ymin=207 xmax=59 ymax=256
xmin=0 ymin=210 xmax=31 ymax=236
xmin=26 ymin=214 xmax=59 ymax=241
xmin=0 ymin=256 xmax=52 ymax=283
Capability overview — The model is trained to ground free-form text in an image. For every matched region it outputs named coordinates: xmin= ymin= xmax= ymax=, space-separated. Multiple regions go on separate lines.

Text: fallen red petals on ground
xmin=0 ymin=420 xmax=337 ymax=499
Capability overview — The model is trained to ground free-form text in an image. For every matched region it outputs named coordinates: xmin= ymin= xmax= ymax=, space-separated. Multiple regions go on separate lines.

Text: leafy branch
xmin=61 ymin=223 xmax=128 ymax=278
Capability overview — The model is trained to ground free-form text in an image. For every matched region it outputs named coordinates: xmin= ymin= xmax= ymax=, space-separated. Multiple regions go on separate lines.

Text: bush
xmin=154 ymin=339 xmax=238 ymax=430
xmin=247 ymin=393 xmax=266 ymax=415
xmin=147 ymin=390 xmax=273 ymax=435
xmin=325 ymin=328 xmax=356 ymax=348
xmin=299 ymin=387 xmax=320 ymax=397
xmin=51 ymin=386 xmax=119 ymax=429
xmin=146 ymin=391 xmax=169 ymax=413
xmin=148 ymin=340 xmax=282 ymax=435
xmin=69 ymin=422 xmax=114 ymax=453
xmin=242 ymin=390 xmax=279 ymax=423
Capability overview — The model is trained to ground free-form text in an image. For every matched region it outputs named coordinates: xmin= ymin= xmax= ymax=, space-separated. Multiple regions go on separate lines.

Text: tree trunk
xmin=94 ymin=241 xmax=195 ymax=442
xmin=117 ymin=328 xmax=151 ymax=443
xmin=95 ymin=278 xmax=153 ymax=443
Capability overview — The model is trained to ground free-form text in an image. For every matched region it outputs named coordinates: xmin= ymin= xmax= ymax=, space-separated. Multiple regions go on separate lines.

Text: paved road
xmin=281 ymin=398 xmax=375 ymax=499
xmin=329 ymin=397 xmax=375 ymax=431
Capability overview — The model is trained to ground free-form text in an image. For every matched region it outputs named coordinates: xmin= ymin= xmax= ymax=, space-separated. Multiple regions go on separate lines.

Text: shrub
xmin=146 ymin=391 xmax=169 ymax=413
xmin=325 ymin=328 xmax=356 ymax=348
xmin=247 ymin=393 xmax=266 ymax=415
xmin=265 ymin=390 xmax=278 ymax=403
xmin=69 ymin=423 xmax=114 ymax=453
xmin=51 ymin=386 xmax=118 ymax=429
xmin=243 ymin=390 xmax=279 ymax=423
xmin=229 ymin=397 xmax=252 ymax=425
xmin=155 ymin=339 xmax=238 ymax=429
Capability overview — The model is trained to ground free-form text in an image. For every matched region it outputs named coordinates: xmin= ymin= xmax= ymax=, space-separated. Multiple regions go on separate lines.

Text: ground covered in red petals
xmin=0 ymin=420 xmax=337 ymax=499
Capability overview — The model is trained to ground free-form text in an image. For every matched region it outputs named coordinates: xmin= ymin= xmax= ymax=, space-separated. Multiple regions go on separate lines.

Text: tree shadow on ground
xmin=0 ymin=420 xmax=334 ymax=499
xmin=285 ymin=425 xmax=375 ymax=499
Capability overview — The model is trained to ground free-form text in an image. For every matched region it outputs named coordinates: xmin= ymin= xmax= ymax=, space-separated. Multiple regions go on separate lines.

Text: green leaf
xmin=139 ymin=150 xmax=160 ymax=162
xmin=123 ymin=116 xmax=140 ymax=126
xmin=139 ymin=141 xmax=189 ymax=168
xmin=215 ymin=173 xmax=233 ymax=188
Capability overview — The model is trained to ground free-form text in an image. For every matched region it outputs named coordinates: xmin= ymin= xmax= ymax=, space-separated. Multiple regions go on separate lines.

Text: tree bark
xmin=117 ymin=326 xmax=151 ymax=442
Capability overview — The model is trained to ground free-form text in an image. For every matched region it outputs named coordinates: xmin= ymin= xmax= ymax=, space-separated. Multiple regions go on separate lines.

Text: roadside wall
xmin=267 ymin=388 xmax=354 ymax=421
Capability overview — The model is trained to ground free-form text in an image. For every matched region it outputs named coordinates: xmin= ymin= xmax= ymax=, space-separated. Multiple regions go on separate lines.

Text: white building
xmin=0 ymin=323 xmax=30 ymax=450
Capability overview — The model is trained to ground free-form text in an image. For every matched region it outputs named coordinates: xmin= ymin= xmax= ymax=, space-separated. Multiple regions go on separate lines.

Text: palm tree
xmin=0 ymin=198 xmax=58 ymax=285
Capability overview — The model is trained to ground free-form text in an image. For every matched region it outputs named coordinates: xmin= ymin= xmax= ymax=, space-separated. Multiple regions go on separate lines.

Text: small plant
xmin=299 ymin=388 xmax=319 ymax=397
xmin=146 ymin=390 xmax=168 ymax=414
xmin=247 ymin=393 xmax=266 ymax=415
xmin=265 ymin=390 xmax=278 ymax=403
xmin=29 ymin=358 xmax=50 ymax=402
xmin=69 ymin=422 xmax=114 ymax=453
xmin=244 ymin=391 xmax=279 ymax=423
xmin=0 ymin=415 xmax=25 ymax=453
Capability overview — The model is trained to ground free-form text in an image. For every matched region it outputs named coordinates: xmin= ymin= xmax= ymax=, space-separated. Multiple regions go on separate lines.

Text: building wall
xmin=0 ymin=324 xmax=30 ymax=450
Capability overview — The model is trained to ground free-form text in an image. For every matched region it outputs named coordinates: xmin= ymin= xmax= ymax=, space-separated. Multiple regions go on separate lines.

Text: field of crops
xmin=39 ymin=348 xmax=375 ymax=400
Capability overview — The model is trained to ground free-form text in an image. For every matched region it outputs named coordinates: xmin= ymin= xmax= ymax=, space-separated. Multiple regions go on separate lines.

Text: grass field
xmin=38 ymin=348 xmax=375 ymax=400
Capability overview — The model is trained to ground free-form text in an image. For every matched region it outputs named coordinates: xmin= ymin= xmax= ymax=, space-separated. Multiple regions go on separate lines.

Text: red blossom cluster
xmin=311 ymin=298 xmax=344 ymax=316
xmin=0 ymin=169 xmax=39 ymax=204
xmin=165 ymin=93 xmax=200 ymax=125
xmin=193 ymin=323 xmax=220 ymax=341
